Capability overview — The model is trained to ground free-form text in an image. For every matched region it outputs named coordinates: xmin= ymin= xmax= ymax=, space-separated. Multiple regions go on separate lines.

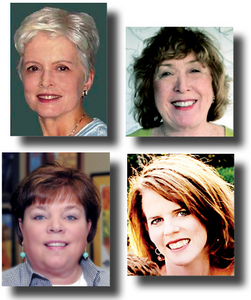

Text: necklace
xmin=69 ymin=114 xmax=86 ymax=136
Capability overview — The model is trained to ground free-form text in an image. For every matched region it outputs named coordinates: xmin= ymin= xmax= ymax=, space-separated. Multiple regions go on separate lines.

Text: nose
xmin=164 ymin=219 xmax=180 ymax=236
xmin=47 ymin=218 xmax=65 ymax=233
xmin=39 ymin=70 xmax=54 ymax=88
xmin=174 ymin=73 xmax=190 ymax=93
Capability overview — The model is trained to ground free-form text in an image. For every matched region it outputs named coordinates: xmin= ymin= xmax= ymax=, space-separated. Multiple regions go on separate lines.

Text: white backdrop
xmin=1 ymin=0 xmax=250 ymax=299
xmin=126 ymin=27 xmax=233 ymax=134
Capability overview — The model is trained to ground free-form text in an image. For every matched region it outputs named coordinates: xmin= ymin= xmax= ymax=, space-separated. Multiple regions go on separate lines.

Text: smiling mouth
xmin=167 ymin=239 xmax=190 ymax=250
xmin=37 ymin=94 xmax=62 ymax=101
xmin=45 ymin=242 xmax=68 ymax=247
xmin=171 ymin=100 xmax=197 ymax=107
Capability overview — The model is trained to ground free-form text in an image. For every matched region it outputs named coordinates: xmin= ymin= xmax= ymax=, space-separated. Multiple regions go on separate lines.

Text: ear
xmin=87 ymin=220 xmax=92 ymax=235
xmin=18 ymin=218 xmax=23 ymax=234
xmin=84 ymin=69 xmax=95 ymax=92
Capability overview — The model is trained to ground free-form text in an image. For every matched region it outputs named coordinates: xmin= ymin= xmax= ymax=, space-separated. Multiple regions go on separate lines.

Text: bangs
xmin=31 ymin=185 xmax=80 ymax=206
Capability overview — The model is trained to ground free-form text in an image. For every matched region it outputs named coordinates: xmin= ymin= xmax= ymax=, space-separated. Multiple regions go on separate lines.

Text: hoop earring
xmin=20 ymin=243 xmax=26 ymax=259
xmin=83 ymin=90 xmax=88 ymax=97
xmin=155 ymin=248 xmax=165 ymax=261
xmin=83 ymin=247 xmax=88 ymax=260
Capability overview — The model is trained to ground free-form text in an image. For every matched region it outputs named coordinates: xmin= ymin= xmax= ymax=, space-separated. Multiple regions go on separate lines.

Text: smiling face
xmin=141 ymin=188 xmax=209 ymax=274
xmin=19 ymin=194 xmax=91 ymax=278
xmin=21 ymin=32 xmax=93 ymax=120
xmin=153 ymin=52 xmax=214 ymax=131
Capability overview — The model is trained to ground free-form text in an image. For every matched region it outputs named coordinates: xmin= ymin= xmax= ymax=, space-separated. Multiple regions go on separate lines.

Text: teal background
xmin=11 ymin=3 xmax=107 ymax=136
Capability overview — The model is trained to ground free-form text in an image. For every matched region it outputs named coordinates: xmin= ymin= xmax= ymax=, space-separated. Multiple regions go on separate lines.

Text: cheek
xmin=22 ymin=223 xmax=42 ymax=244
xmin=70 ymin=222 xmax=89 ymax=242
xmin=154 ymin=81 xmax=173 ymax=106
xmin=148 ymin=226 xmax=163 ymax=248
xmin=197 ymin=77 xmax=214 ymax=98
xmin=23 ymin=77 xmax=36 ymax=93
xmin=190 ymin=218 xmax=207 ymax=243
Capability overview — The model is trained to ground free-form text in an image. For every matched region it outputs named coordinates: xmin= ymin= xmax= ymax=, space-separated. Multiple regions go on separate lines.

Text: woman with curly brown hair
xmin=128 ymin=155 xmax=234 ymax=275
xmin=127 ymin=27 xmax=233 ymax=137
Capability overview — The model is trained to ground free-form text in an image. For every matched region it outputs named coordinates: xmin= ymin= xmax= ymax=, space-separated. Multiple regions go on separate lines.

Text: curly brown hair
xmin=131 ymin=27 xmax=230 ymax=129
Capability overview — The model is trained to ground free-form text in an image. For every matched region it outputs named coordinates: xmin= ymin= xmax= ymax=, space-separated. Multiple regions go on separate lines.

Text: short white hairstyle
xmin=14 ymin=7 xmax=99 ymax=80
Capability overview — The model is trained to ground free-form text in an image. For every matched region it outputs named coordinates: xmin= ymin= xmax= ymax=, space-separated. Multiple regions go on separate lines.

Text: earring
xmin=212 ymin=97 xmax=215 ymax=103
xmin=83 ymin=90 xmax=88 ymax=97
xmin=83 ymin=247 xmax=88 ymax=260
xmin=20 ymin=243 xmax=26 ymax=259
xmin=155 ymin=248 xmax=165 ymax=261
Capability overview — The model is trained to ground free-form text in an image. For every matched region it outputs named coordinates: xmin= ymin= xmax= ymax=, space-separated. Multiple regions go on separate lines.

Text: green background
xmin=11 ymin=3 xmax=107 ymax=136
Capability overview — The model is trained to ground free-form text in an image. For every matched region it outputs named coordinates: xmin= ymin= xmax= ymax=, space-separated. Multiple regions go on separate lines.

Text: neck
xmin=38 ymin=109 xmax=90 ymax=136
xmin=160 ymin=121 xmax=210 ymax=137
xmin=46 ymin=264 xmax=83 ymax=285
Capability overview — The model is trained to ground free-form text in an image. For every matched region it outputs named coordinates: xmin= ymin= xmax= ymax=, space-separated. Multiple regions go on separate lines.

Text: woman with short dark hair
xmin=2 ymin=163 xmax=110 ymax=286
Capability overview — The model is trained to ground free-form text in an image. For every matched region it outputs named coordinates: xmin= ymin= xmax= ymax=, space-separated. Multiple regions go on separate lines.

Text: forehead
xmin=159 ymin=52 xmax=202 ymax=67
xmin=141 ymin=188 xmax=182 ymax=213
xmin=23 ymin=31 xmax=80 ymax=62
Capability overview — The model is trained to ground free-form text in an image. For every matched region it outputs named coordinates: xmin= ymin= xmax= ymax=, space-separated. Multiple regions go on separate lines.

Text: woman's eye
xmin=66 ymin=215 xmax=77 ymax=221
xmin=178 ymin=210 xmax=190 ymax=217
xmin=27 ymin=66 xmax=39 ymax=72
xmin=151 ymin=217 xmax=163 ymax=225
xmin=160 ymin=71 xmax=171 ymax=78
xmin=190 ymin=68 xmax=200 ymax=73
xmin=57 ymin=65 xmax=69 ymax=71
xmin=34 ymin=215 xmax=45 ymax=220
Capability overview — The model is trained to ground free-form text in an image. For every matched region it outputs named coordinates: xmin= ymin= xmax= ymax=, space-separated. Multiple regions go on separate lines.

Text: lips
xmin=167 ymin=238 xmax=190 ymax=250
xmin=37 ymin=94 xmax=62 ymax=102
xmin=45 ymin=241 xmax=68 ymax=248
xmin=171 ymin=100 xmax=197 ymax=109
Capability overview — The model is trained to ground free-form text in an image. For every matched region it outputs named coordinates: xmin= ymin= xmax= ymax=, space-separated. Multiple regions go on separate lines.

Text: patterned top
xmin=76 ymin=118 xmax=107 ymax=136
xmin=2 ymin=258 xmax=110 ymax=287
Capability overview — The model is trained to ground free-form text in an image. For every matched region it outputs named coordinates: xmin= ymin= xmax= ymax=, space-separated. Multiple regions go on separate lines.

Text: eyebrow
xmin=30 ymin=204 xmax=81 ymax=211
xmin=24 ymin=60 xmax=74 ymax=66
xmin=30 ymin=205 xmax=48 ymax=211
xmin=146 ymin=208 xmax=183 ymax=221
xmin=159 ymin=59 xmax=199 ymax=68
xmin=62 ymin=205 xmax=82 ymax=212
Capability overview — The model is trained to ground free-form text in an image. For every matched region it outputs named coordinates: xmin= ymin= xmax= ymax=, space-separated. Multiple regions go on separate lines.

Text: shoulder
xmin=77 ymin=118 xmax=107 ymax=136
xmin=81 ymin=258 xmax=110 ymax=286
xmin=224 ymin=126 xmax=234 ymax=137
xmin=209 ymin=123 xmax=233 ymax=137
xmin=127 ymin=128 xmax=152 ymax=137
xmin=2 ymin=264 xmax=25 ymax=286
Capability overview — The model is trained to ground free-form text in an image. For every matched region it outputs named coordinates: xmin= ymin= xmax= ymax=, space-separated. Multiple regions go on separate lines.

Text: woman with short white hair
xmin=14 ymin=7 xmax=107 ymax=136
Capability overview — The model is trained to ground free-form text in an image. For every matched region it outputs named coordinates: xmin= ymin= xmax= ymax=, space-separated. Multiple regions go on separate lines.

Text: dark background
xmin=10 ymin=3 xmax=107 ymax=136
xmin=127 ymin=154 xmax=235 ymax=188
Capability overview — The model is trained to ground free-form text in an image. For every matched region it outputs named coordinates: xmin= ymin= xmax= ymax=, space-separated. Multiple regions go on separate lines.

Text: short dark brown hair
xmin=11 ymin=162 xmax=101 ymax=244
xmin=131 ymin=27 xmax=230 ymax=128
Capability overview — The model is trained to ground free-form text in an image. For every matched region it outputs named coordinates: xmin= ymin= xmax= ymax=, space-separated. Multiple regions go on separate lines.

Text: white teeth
xmin=46 ymin=243 xmax=66 ymax=247
xmin=168 ymin=239 xmax=190 ymax=250
xmin=172 ymin=101 xmax=196 ymax=107
xmin=38 ymin=95 xmax=60 ymax=100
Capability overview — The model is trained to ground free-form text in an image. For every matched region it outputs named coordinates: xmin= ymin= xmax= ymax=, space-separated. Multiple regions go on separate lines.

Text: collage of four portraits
xmin=2 ymin=2 xmax=235 ymax=288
